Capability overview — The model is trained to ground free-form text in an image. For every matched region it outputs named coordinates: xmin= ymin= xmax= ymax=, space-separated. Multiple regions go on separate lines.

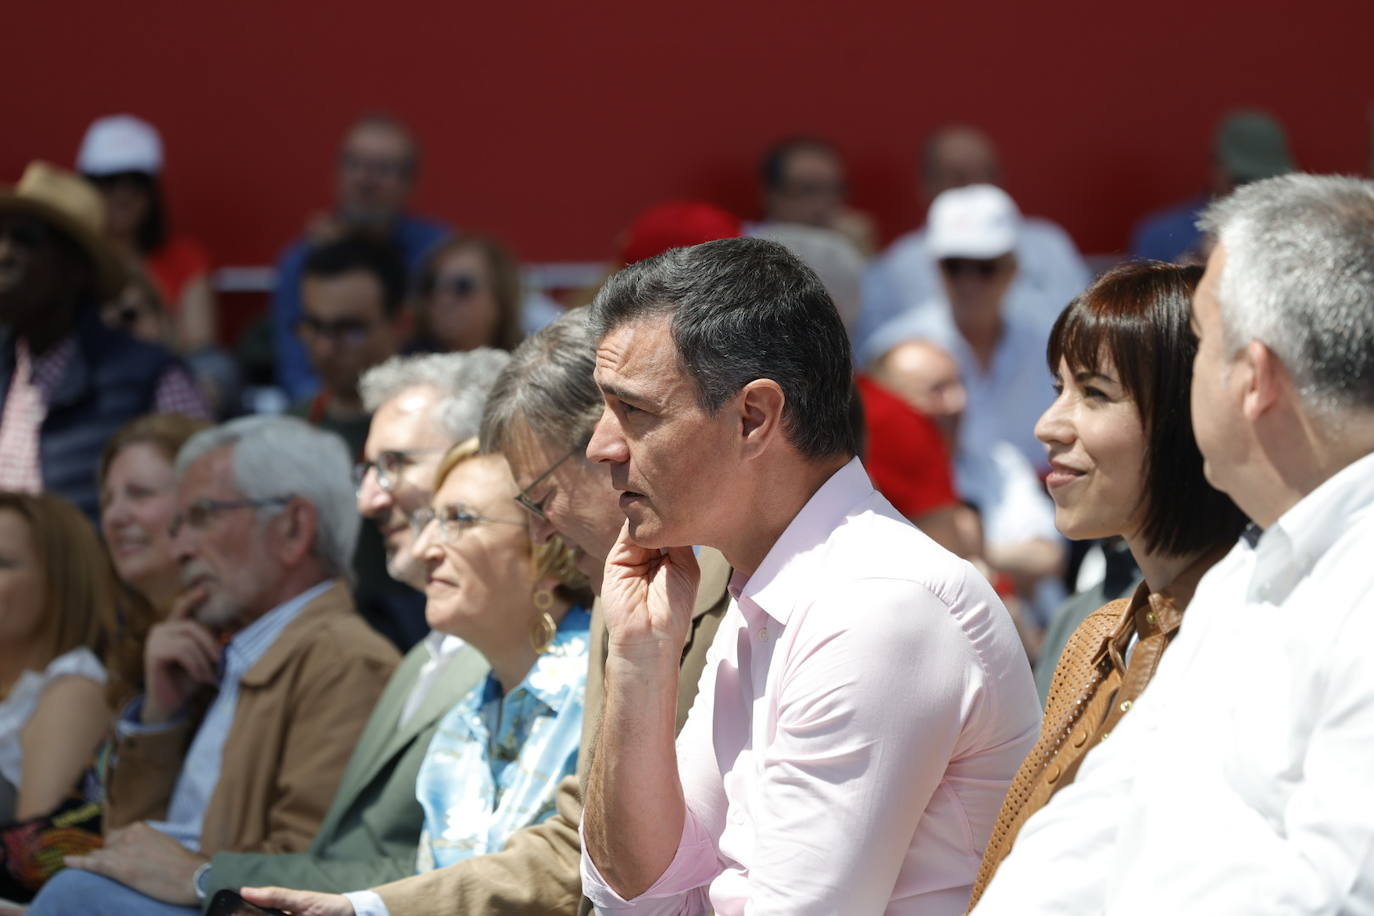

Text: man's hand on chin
xmin=63 ymin=822 xmax=206 ymax=905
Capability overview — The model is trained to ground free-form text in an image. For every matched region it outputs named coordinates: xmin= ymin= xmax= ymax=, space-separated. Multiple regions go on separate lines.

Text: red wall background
xmin=7 ymin=0 xmax=1373 ymax=267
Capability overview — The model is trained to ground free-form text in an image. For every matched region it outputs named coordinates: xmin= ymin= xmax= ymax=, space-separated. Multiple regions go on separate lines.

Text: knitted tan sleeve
xmin=966 ymin=598 xmax=1130 ymax=911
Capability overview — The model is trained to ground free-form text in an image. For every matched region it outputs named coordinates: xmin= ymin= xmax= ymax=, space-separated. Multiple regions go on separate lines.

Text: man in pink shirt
xmin=579 ymin=237 xmax=1040 ymax=914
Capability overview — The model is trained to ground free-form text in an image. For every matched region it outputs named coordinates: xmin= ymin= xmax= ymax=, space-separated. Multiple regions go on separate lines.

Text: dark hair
xmin=415 ymin=233 xmax=524 ymax=352
xmin=759 ymin=136 xmax=840 ymax=192
xmin=1047 ymin=260 xmax=1248 ymax=556
xmin=480 ymin=308 xmax=601 ymax=456
xmin=85 ymin=171 xmax=167 ymax=254
xmin=302 ymin=234 xmax=408 ymax=316
xmin=589 ymin=237 xmax=856 ymax=460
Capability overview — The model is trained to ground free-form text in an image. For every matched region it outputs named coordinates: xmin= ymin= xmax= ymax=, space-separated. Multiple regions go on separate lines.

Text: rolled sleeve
xmin=342 ymin=890 xmax=386 ymax=916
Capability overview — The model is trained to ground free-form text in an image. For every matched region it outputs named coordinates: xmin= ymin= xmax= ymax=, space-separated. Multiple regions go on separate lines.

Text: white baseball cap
xmin=76 ymin=114 xmax=164 ymax=176
xmin=926 ymin=184 xmax=1020 ymax=260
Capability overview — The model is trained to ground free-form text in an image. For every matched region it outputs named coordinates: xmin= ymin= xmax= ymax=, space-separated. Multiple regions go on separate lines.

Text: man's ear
xmin=737 ymin=379 xmax=786 ymax=459
xmin=273 ymin=498 xmax=320 ymax=568
xmin=1241 ymin=340 xmax=1284 ymax=422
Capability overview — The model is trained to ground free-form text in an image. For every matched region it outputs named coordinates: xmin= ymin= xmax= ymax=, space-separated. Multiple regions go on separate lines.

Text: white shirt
xmin=863 ymin=306 xmax=1054 ymax=470
xmin=581 ymin=459 xmax=1040 ymax=915
xmin=0 ymin=648 xmax=105 ymax=791
xmin=978 ymin=450 xmax=1374 ymax=915
xmin=856 ymin=216 xmax=1089 ymax=359
xmin=397 ymin=631 xmax=467 ymax=728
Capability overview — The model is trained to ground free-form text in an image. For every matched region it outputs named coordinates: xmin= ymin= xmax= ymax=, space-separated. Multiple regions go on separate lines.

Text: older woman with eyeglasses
xmin=399 ymin=437 xmax=592 ymax=875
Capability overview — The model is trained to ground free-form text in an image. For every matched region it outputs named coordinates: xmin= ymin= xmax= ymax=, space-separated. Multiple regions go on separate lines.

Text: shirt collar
xmin=494 ymin=605 xmax=591 ymax=714
xmin=422 ymin=630 xmax=467 ymax=663
xmin=1250 ymin=450 xmax=1374 ymax=602
xmin=225 ymin=579 xmax=335 ymax=677
xmin=729 ymin=458 xmax=873 ymax=627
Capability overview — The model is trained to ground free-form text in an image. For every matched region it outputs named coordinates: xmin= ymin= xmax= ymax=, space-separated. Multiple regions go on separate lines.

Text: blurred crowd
xmin=1 ymin=104 xmax=1372 ymax=915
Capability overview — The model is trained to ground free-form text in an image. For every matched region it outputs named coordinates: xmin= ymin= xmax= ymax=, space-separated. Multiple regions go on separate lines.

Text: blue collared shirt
xmin=121 ymin=579 xmax=335 ymax=850
xmin=271 ymin=214 xmax=451 ymax=400
xmin=414 ymin=606 xmax=590 ymax=870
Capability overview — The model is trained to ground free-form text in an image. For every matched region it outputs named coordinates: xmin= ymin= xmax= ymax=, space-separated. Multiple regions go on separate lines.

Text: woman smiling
xmin=408 ymin=438 xmax=592 ymax=869
xmin=968 ymin=261 xmax=1249 ymax=907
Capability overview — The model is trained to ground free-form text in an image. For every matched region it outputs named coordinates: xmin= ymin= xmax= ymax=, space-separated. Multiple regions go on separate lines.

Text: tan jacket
xmin=968 ymin=550 xmax=1220 ymax=909
xmin=106 ymin=582 xmax=398 ymax=856
xmin=372 ymin=548 xmax=733 ymax=915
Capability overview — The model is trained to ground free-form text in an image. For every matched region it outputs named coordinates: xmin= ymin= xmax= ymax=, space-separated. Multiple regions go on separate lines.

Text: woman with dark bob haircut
xmin=967 ymin=260 xmax=1249 ymax=906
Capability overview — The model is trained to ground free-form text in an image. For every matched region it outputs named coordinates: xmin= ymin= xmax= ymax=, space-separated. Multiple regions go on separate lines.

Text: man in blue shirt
xmin=272 ymin=116 xmax=450 ymax=400
xmin=1130 ymin=109 xmax=1294 ymax=264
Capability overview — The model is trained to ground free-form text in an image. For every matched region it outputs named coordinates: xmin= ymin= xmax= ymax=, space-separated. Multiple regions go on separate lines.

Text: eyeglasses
xmin=418 ymin=273 xmax=481 ymax=299
xmin=0 ymin=217 xmax=55 ymax=251
xmin=338 ymin=152 xmax=414 ymax=180
xmin=295 ymin=315 xmax=379 ymax=345
xmin=938 ymin=257 xmax=1006 ymax=280
xmin=354 ymin=448 xmax=447 ymax=493
xmin=512 ymin=441 xmax=586 ymax=523
xmin=169 ymin=496 xmax=292 ymax=538
xmin=409 ymin=505 xmax=526 ymax=542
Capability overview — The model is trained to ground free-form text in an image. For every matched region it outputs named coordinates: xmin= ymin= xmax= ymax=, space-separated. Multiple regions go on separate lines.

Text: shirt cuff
xmin=343 ymin=889 xmax=387 ymax=916
xmin=115 ymin=696 xmax=185 ymax=737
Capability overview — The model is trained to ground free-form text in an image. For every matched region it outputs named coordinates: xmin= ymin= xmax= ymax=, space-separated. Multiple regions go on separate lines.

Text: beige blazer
xmin=106 ymin=582 xmax=399 ymax=856
xmin=372 ymin=548 xmax=733 ymax=915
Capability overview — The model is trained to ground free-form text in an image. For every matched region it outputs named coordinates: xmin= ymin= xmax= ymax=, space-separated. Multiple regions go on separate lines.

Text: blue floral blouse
xmin=415 ymin=606 xmax=590 ymax=870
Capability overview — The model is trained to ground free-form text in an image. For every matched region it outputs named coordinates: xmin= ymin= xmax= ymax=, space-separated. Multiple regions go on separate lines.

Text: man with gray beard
xmin=27 ymin=416 xmax=398 ymax=915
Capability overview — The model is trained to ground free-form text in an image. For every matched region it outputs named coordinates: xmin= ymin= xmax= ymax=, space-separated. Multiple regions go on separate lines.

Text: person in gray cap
xmin=1130 ymin=107 xmax=1295 ymax=263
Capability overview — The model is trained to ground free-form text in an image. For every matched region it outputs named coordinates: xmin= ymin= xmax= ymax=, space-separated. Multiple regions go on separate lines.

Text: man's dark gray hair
xmin=479 ymin=309 xmax=602 ymax=455
xmin=587 ymin=237 xmax=856 ymax=460
xmin=360 ymin=349 xmax=511 ymax=443
xmin=1199 ymin=173 xmax=1374 ymax=415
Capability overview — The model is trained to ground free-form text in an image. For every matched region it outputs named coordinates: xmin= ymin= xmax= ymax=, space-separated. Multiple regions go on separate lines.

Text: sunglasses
xmin=0 ymin=218 xmax=55 ymax=251
xmin=418 ymin=273 xmax=482 ymax=299
xmin=295 ymin=315 xmax=378 ymax=344
xmin=938 ymin=257 xmax=1006 ymax=280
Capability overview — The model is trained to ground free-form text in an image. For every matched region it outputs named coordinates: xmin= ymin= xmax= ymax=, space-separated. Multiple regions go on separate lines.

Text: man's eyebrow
xmin=596 ymin=378 xmax=655 ymax=407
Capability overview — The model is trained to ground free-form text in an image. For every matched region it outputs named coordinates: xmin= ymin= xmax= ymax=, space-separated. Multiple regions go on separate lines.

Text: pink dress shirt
xmin=582 ymin=459 xmax=1040 ymax=915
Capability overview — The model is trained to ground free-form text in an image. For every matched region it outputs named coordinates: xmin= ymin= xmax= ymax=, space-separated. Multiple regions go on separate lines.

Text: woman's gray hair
xmin=479 ymin=308 xmax=602 ymax=455
xmin=1200 ymin=173 xmax=1374 ymax=415
xmin=359 ymin=349 xmax=512 ymax=443
xmin=175 ymin=416 xmax=360 ymax=578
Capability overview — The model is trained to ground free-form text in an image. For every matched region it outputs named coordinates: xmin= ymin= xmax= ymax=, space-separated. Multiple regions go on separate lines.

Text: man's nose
xmin=586 ymin=407 xmax=628 ymax=466
xmin=356 ymin=468 xmax=392 ymax=517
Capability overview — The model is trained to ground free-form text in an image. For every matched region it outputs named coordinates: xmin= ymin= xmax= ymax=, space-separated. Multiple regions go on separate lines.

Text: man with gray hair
xmin=29 ymin=416 xmax=398 ymax=915
xmin=356 ymin=349 xmax=511 ymax=592
xmin=977 ymin=174 xmax=1374 ymax=913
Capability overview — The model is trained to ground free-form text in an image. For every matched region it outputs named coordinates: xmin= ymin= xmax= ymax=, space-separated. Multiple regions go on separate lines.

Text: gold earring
xmin=530 ymin=587 xmax=556 ymax=652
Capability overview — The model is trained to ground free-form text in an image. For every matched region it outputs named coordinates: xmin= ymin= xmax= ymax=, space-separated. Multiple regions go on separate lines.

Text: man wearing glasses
xmin=290 ymin=234 xmax=417 ymax=650
xmin=234 ymin=309 xmax=730 ymax=916
xmin=270 ymin=115 xmax=450 ymax=402
xmin=27 ymin=416 xmax=398 ymax=916
xmin=861 ymin=184 xmax=1059 ymax=472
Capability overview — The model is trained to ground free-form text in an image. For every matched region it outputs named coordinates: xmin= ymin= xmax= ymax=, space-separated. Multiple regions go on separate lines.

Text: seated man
xmin=873 ymin=338 xmax=1065 ymax=636
xmin=578 ymin=238 xmax=1039 ymax=912
xmin=289 ymin=234 xmax=420 ymax=649
xmin=863 ymin=184 xmax=1057 ymax=470
xmin=977 ymin=175 xmax=1374 ymax=912
xmin=29 ymin=416 xmax=398 ymax=914
xmin=272 ymin=115 xmax=450 ymax=401
xmin=238 ymin=309 xmax=732 ymax=916
xmin=857 ymin=125 xmax=1088 ymax=356
xmin=0 ymin=161 xmax=208 ymax=519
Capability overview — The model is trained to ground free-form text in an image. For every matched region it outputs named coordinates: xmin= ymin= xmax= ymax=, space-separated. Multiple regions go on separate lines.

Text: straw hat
xmin=0 ymin=160 xmax=125 ymax=299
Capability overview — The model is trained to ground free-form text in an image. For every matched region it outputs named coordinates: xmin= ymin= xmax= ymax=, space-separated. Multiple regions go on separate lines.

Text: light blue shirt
xmin=856 ymin=217 xmax=1089 ymax=360
xmin=863 ymin=304 xmax=1054 ymax=470
xmin=343 ymin=605 xmax=590 ymax=916
xmin=120 ymin=580 xmax=335 ymax=851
